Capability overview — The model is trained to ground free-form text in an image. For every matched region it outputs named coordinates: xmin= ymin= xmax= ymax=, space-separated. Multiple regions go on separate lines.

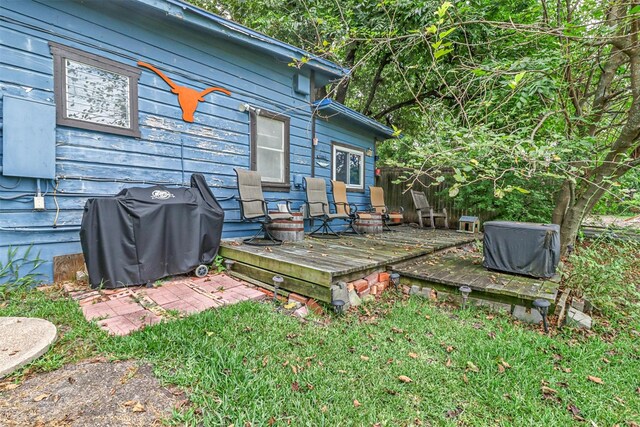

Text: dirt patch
xmin=0 ymin=360 xmax=185 ymax=426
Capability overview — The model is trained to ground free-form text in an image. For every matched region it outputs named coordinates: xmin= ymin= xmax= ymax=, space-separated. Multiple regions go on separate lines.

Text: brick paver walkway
xmin=65 ymin=274 xmax=266 ymax=335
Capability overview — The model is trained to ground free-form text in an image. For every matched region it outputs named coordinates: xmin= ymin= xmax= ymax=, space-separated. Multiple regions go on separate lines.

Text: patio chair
xmin=235 ymin=168 xmax=293 ymax=246
xmin=410 ymin=189 xmax=448 ymax=229
xmin=369 ymin=186 xmax=404 ymax=231
xmin=331 ymin=180 xmax=370 ymax=235
xmin=305 ymin=177 xmax=348 ymax=238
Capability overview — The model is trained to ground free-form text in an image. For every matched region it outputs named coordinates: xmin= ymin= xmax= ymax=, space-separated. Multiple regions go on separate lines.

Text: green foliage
xmin=592 ymin=168 xmax=640 ymax=215
xmin=0 ymin=246 xmax=45 ymax=296
xmin=211 ymin=255 xmax=226 ymax=273
xmin=564 ymin=239 xmax=640 ymax=327
xmin=451 ymin=178 xmax=555 ymax=223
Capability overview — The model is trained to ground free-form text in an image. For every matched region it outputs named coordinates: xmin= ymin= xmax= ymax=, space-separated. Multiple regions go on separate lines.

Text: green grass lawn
xmin=1 ymin=240 xmax=639 ymax=426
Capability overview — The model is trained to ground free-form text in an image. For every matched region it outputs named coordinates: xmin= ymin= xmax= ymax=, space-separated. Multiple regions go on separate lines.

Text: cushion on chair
xmin=327 ymin=212 xmax=349 ymax=219
xmin=268 ymin=212 xmax=293 ymax=220
xmin=357 ymin=213 xmax=373 ymax=220
xmin=388 ymin=213 xmax=403 ymax=220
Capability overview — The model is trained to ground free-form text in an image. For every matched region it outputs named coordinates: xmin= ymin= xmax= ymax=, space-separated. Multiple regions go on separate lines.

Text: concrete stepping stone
xmin=0 ymin=317 xmax=57 ymax=378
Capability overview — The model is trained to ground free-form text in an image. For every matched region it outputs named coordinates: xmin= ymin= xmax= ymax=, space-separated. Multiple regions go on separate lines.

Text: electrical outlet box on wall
xmin=34 ymin=196 xmax=45 ymax=211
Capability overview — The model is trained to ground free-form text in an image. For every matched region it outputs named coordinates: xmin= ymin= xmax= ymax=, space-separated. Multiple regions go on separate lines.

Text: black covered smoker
xmin=482 ymin=221 xmax=560 ymax=279
xmin=80 ymin=174 xmax=224 ymax=289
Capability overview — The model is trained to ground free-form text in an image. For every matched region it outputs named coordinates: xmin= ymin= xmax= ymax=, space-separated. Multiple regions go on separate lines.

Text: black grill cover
xmin=482 ymin=221 xmax=560 ymax=278
xmin=80 ymin=174 xmax=224 ymax=288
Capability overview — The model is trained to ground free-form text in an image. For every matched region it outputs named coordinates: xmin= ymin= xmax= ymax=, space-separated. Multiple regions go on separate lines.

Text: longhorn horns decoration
xmin=138 ymin=61 xmax=231 ymax=123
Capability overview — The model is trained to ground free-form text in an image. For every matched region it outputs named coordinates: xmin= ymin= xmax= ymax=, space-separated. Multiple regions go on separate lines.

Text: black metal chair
xmin=235 ymin=168 xmax=292 ymax=246
xmin=305 ymin=177 xmax=348 ymax=238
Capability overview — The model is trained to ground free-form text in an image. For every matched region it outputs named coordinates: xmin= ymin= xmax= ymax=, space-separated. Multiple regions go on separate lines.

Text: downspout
xmin=310 ymin=70 xmax=316 ymax=178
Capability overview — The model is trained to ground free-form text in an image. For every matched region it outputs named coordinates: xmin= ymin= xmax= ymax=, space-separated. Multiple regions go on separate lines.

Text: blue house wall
xmin=314 ymin=116 xmax=377 ymax=210
xmin=0 ymin=0 xmax=389 ymax=283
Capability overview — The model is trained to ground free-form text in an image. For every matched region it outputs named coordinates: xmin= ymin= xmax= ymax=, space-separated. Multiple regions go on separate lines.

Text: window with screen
xmin=251 ymin=110 xmax=290 ymax=191
xmin=332 ymin=142 xmax=364 ymax=190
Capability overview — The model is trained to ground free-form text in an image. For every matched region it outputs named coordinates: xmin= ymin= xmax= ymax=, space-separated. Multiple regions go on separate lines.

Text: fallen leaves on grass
xmin=587 ymin=375 xmax=604 ymax=384
xmin=541 ymin=385 xmax=562 ymax=403
xmin=408 ymin=352 xmax=418 ymax=359
xmin=398 ymin=375 xmax=413 ymax=383
xmin=497 ymin=359 xmax=511 ymax=373
xmin=445 ymin=406 xmax=463 ymax=418
xmin=567 ymin=404 xmax=585 ymax=421
xmin=441 ymin=342 xmax=456 ymax=353
xmin=466 ymin=361 xmax=479 ymax=372
xmin=353 ymin=399 xmax=361 ymax=407
xmin=360 ymin=355 xmax=370 ymax=361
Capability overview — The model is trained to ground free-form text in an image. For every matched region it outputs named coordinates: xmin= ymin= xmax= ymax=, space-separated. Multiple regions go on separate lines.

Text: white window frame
xmin=332 ymin=142 xmax=365 ymax=191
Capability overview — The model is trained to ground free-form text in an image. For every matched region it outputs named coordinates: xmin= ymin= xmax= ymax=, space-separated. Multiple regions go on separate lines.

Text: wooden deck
xmin=391 ymin=249 xmax=559 ymax=306
xmin=219 ymin=227 xmax=478 ymax=302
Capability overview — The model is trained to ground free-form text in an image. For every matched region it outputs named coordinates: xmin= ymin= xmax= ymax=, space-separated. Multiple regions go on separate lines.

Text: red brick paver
xmin=69 ymin=274 xmax=265 ymax=336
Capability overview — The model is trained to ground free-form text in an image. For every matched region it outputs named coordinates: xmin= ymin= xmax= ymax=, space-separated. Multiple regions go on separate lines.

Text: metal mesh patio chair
xmin=305 ymin=177 xmax=348 ymax=238
xmin=235 ymin=168 xmax=293 ymax=246
xmin=368 ymin=186 xmax=404 ymax=231
xmin=331 ymin=180 xmax=372 ymax=235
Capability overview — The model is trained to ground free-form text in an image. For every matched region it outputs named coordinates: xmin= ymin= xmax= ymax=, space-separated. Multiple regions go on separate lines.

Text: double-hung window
xmin=251 ymin=110 xmax=290 ymax=191
xmin=50 ymin=42 xmax=140 ymax=137
xmin=332 ymin=142 xmax=365 ymax=191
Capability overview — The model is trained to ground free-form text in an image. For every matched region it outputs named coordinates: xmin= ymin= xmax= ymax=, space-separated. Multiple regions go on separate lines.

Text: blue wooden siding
xmin=0 ymin=0 xmax=378 ymax=283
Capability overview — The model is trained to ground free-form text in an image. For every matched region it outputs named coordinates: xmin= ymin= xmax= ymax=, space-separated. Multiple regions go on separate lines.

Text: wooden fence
xmin=375 ymin=167 xmax=494 ymax=228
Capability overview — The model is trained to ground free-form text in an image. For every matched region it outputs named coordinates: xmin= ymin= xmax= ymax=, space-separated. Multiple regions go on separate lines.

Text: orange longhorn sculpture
xmin=138 ymin=61 xmax=231 ymax=123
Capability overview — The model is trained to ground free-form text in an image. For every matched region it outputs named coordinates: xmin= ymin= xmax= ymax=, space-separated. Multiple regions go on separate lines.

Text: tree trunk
xmin=558 ymin=203 xmax=582 ymax=254
xmin=332 ymin=41 xmax=358 ymax=103
xmin=362 ymin=52 xmax=391 ymax=115
xmin=551 ymin=180 xmax=573 ymax=226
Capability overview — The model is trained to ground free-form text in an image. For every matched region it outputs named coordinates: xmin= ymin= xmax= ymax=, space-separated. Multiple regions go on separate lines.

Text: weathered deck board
xmin=219 ymin=227 xmax=478 ymax=299
xmin=391 ymin=249 xmax=559 ymax=305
